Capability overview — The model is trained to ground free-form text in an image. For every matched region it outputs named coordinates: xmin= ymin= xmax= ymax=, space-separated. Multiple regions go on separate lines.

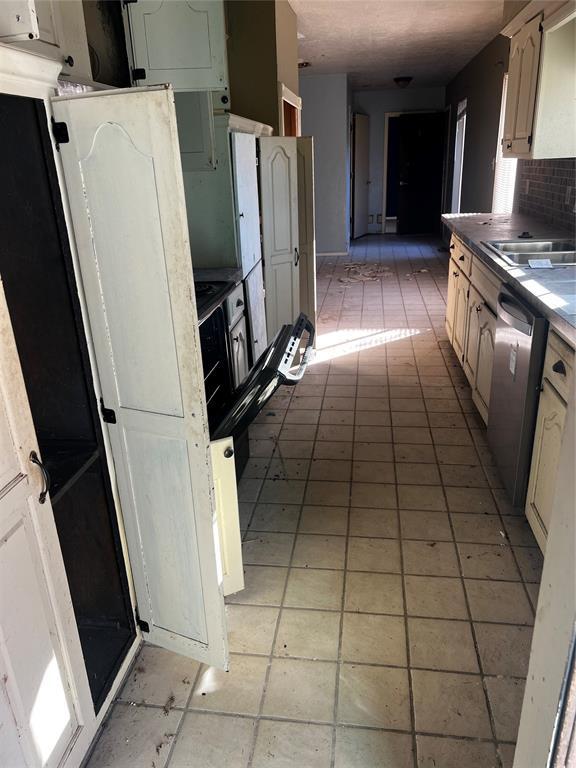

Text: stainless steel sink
xmin=483 ymin=239 xmax=576 ymax=267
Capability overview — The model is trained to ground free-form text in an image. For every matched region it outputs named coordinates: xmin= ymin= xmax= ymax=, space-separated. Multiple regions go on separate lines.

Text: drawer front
xmin=226 ymin=283 xmax=245 ymax=328
xmin=449 ymin=235 xmax=472 ymax=276
xmin=543 ymin=331 xmax=574 ymax=402
xmin=470 ymin=257 xmax=501 ymax=313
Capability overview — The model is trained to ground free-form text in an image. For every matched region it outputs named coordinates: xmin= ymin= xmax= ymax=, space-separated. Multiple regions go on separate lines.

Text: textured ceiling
xmin=291 ymin=0 xmax=506 ymax=89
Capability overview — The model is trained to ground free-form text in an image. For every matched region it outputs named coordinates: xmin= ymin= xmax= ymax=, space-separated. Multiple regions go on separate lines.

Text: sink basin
xmin=484 ymin=239 xmax=576 ymax=267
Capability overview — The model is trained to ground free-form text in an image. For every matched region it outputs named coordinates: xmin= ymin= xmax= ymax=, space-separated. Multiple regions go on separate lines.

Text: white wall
xmin=352 ymin=87 xmax=446 ymax=231
xmin=300 ymin=73 xmax=350 ymax=254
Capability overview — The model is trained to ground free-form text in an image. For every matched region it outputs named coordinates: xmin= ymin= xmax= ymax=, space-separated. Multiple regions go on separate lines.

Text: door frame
xmin=0 ymin=42 xmax=141 ymax=766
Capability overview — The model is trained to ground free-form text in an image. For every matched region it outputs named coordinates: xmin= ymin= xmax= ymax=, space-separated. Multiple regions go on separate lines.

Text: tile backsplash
xmin=515 ymin=158 xmax=576 ymax=232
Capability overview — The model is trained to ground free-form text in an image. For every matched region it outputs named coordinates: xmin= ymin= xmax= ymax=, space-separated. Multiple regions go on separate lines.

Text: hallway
xmin=85 ymin=236 xmax=542 ymax=768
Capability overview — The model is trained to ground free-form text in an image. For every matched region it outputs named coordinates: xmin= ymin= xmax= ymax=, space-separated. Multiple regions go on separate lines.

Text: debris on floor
xmin=338 ymin=262 xmax=392 ymax=283
xmin=162 ymin=693 xmax=175 ymax=715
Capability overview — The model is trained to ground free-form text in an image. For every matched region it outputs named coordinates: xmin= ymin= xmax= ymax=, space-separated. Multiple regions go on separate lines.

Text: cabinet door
xmin=297 ymin=136 xmax=317 ymax=340
xmin=245 ymin=261 xmax=268 ymax=363
xmin=473 ymin=303 xmax=497 ymax=422
xmin=463 ymin=285 xmax=482 ymax=386
xmin=0 ymin=281 xmax=83 ymax=767
xmin=231 ymin=316 xmax=249 ymax=388
xmin=175 ymin=91 xmax=216 ymax=171
xmin=445 ymin=260 xmax=459 ymax=341
xmin=503 ymin=14 xmax=543 ymax=156
xmin=231 ymin=132 xmax=262 ymax=276
xmin=452 ymin=268 xmax=470 ymax=361
xmin=259 ymin=137 xmax=300 ymax=339
xmin=526 ymin=378 xmax=567 ymax=547
xmin=53 ymin=87 xmax=229 ymax=668
xmin=125 ymin=0 xmax=228 ymax=91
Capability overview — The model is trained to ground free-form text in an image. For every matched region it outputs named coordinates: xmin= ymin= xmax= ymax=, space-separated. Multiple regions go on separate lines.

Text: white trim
xmin=228 ymin=112 xmax=273 ymax=137
xmin=317 ymin=251 xmax=349 ymax=257
xmin=501 ymin=0 xmax=566 ymax=36
xmin=278 ymin=81 xmax=302 ymax=137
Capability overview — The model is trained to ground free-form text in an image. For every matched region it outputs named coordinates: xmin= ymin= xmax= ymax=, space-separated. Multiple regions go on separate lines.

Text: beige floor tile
xmin=299 ymin=505 xmax=348 ymax=535
xmin=226 ymin=566 xmax=287 ymax=606
xmin=352 ymin=460 xmax=395 ymax=483
xmin=190 ymin=655 xmax=268 ymax=715
xmin=85 ymin=704 xmax=181 ymax=768
xmin=355 ymin=410 xmax=392 ymax=426
xmin=279 ymin=424 xmax=317 ymax=441
xmin=243 ymin=532 xmax=295 ymax=566
xmin=314 ymin=440 xmax=354 ymax=460
xmin=412 ymin=669 xmax=492 ymax=738
xmin=393 ymin=426 xmax=432 ymax=444
xmin=309 ymin=459 xmax=352 ymax=482
xmin=320 ymin=410 xmax=355 ymax=425
xmin=284 ymin=568 xmax=344 ymax=610
xmin=431 ymin=427 xmax=473 ymax=446
xmin=354 ymin=425 xmax=393 ymax=442
xmin=338 ymin=664 xmax=411 ymax=729
xmin=355 ymin=397 xmax=390 ymax=411
xmin=427 ymin=412 xmax=468 ymax=428
xmin=391 ymin=411 xmax=429 ymax=427
xmin=262 ymin=658 xmax=337 ymax=722
xmin=405 ymin=575 xmax=468 ymax=619
xmin=248 ymin=504 xmax=300 ymax=532
xmin=502 ymin=515 xmax=538 ymax=546
xmin=250 ymin=423 xmax=283 ymax=441
xmin=170 ymin=712 xmax=255 ymax=768
xmin=391 ymin=397 xmax=426 ymax=412
xmin=350 ymin=482 xmax=397 ymax=508
xmin=259 ymin=479 xmax=306 ymax=505
xmin=458 ymin=543 xmax=520 ymax=580
xmin=335 ymin=727 xmax=414 ymax=768
xmin=274 ymin=440 xmax=314 ymax=459
xmin=525 ymin=581 xmax=539 ymax=611
xmin=239 ymin=502 xmax=255 ymax=529
xmin=415 ymin=735 xmax=498 ymax=768
xmin=274 ymin=608 xmax=341 ymax=660
xmin=485 ymin=676 xmax=525 ymax=741
xmin=403 ymin=540 xmax=459 ymax=576
xmin=394 ymin=443 xmax=437 ymax=463
xmin=347 ymin=536 xmax=401 ymax=573
xmin=450 ymin=513 xmax=505 ymax=544
xmin=440 ymin=464 xmax=488 ymax=487
xmin=323 ymin=396 xmax=356 ymax=411
xmin=317 ymin=424 xmax=354 ymax=441
xmin=498 ymin=743 xmax=517 ymax=768
xmin=400 ymin=510 xmax=452 ymax=541
xmin=445 ymin=487 xmax=497 ymax=514
xmin=252 ymin=721 xmax=333 ymax=768
xmin=514 ymin=546 xmax=544 ymax=583
xmin=357 ymin=385 xmax=389 ymax=398
xmin=349 ymin=507 xmax=398 ymax=537
xmin=325 ymin=385 xmax=356 ymax=397
xmin=408 ymin=617 xmax=478 ymax=672
xmin=398 ymin=485 xmax=446 ymax=511
xmin=292 ymin=533 xmax=346 ymax=569
xmin=341 ymin=613 xmax=406 ymax=665
xmin=475 ymin=622 xmax=533 ymax=677
xmin=283 ymin=409 xmax=320 ymax=424
xmin=305 ymin=480 xmax=350 ymax=506
xmin=423 ymin=398 xmax=462 ymax=413
xmin=226 ymin=605 xmax=279 ymax=655
xmin=266 ymin=458 xmax=310 ymax=481
xmin=354 ymin=442 xmax=395 ymax=462
xmin=395 ymin=463 xmax=441 ymax=485
xmin=290 ymin=395 xmax=323 ymax=410
xmin=242 ymin=457 xmax=272 ymax=479
xmin=345 ymin=571 xmax=404 ymax=614
xmin=118 ymin=646 xmax=198 ymax=707
xmin=327 ymin=374 xmax=357 ymax=386
xmin=465 ymin=580 xmax=534 ymax=624
xmin=238 ymin=477 xmax=264 ymax=502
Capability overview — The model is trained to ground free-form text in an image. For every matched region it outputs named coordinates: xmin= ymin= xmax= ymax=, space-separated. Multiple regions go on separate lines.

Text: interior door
xmin=52 ymin=87 xmax=229 ymax=668
xmin=231 ymin=131 xmax=262 ymax=276
xmin=124 ymin=0 xmax=228 ymax=91
xmin=259 ymin=136 xmax=299 ymax=340
xmin=397 ymin=112 xmax=446 ymax=234
xmin=0 ymin=281 xmax=83 ymax=768
xmin=352 ymin=113 xmax=370 ymax=238
xmin=297 ymin=136 xmax=317 ymax=342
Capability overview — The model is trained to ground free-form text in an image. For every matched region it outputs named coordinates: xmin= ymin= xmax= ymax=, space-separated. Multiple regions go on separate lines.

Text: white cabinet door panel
xmin=244 ymin=261 xmax=267 ymax=363
xmin=125 ymin=0 xmax=228 ymax=91
xmin=175 ymin=91 xmax=216 ymax=172
xmin=463 ymin=285 xmax=482 ymax=386
xmin=473 ymin=303 xmax=496 ymax=423
xmin=297 ymin=137 xmax=317 ymax=339
xmin=231 ymin=132 xmax=262 ymax=276
xmin=0 ymin=1 xmax=38 ymax=41
xmin=452 ymin=268 xmax=470 ymax=362
xmin=53 ymin=87 xmax=228 ymax=668
xmin=445 ymin=259 xmax=458 ymax=342
xmin=259 ymin=137 xmax=299 ymax=339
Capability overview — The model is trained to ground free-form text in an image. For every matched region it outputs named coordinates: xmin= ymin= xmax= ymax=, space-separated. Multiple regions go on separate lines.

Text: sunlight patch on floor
xmin=311 ymin=327 xmax=421 ymax=364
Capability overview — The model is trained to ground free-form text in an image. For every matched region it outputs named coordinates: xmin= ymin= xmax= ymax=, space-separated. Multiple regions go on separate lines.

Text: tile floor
xmin=85 ymin=236 xmax=543 ymax=768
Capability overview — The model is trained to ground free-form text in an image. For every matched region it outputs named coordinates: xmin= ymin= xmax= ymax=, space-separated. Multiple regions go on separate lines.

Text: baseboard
xmin=317 ymin=251 xmax=349 ymax=257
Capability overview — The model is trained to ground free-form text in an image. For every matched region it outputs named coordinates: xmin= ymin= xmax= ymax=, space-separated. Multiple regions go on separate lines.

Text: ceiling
xmin=291 ymin=0 xmax=506 ymax=89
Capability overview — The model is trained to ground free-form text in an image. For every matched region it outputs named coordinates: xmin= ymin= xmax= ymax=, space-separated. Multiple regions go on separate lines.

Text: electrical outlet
xmin=376 ymin=214 xmax=382 ymax=224
xmin=565 ymin=186 xmax=572 ymax=206
xmin=368 ymin=215 xmax=374 ymax=224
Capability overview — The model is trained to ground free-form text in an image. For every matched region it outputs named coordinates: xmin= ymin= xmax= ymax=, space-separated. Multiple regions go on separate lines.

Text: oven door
xmin=212 ymin=313 xmax=314 ymax=441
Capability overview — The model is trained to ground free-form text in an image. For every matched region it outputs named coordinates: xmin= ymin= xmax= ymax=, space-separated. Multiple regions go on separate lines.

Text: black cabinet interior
xmin=0 ymin=93 xmax=135 ymax=710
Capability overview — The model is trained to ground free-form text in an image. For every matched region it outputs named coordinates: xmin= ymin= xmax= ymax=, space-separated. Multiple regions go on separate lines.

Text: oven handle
xmin=497 ymin=293 xmax=533 ymax=336
xmin=281 ymin=315 xmax=315 ymax=383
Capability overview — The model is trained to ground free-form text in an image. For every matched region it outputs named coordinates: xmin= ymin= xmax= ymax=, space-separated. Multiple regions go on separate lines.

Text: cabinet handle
xmin=238 ymin=212 xmax=244 ymax=218
xmin=453 ymin=271 xmax=459 ymax=277
xmin=294 ymin=247 xmax=300 ymax=266
xmin=458 ymin=255 xmax=465 ymax=262
xmin=506 ymin=142 xmax=512 ymax=149
xmin=449 ymin=243 xmax=455 ymax=250
xmin=236 ymin=298 xmax=244 ymax=308
xmin=30 ymin=451 xmax=51 ymax=505
xmin=476 ymin=304 xmax=482 ymax=313
xmin=552 ymin=360 xmax=567 ymax=376
xmin=64 ymin=55 xmax=74 ymax=68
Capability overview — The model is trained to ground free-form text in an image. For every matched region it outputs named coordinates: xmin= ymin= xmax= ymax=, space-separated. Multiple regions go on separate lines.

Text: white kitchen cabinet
xmin=297 ymin=136 xmax=317 ymax=343
xmin=244 ymin=261 xmax=268 ymax=363
xmin=452 ymin=265 xmax=470 ymax=362
xmin=123 ymin=0 xmax=228 ymax=91
xmin=231 ymin=315 xmax=250 ymax=388
xmin=231 ymin=131 xmax=262 ymax=276
xmin=0 ymin=0 xmax=92 ymax=81
xmin=445 ymin=258 xmax=459 ymax=340
xmin=473 ymin=303 xmax=497 ymax=422
xmin=464 ymin=285 xmax=483 ymax=385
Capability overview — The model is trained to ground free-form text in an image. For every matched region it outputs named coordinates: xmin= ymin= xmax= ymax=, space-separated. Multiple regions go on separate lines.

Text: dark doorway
xmin=0 ymin=93 xmax=135 ymax=711
xmin=394 ymin=112 xmax=446 ymax=235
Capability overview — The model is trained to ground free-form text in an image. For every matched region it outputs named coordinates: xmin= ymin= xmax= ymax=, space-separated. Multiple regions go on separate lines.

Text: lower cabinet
xmin=473 ymin=303 xmax=497 ymax=422
xmin=445 ymin=260 xmax=459 ymax=340
xmin=452 ymin=267 xmax=470 ymax=361
xmin=464 ymin=285 xmax=482 ymax=384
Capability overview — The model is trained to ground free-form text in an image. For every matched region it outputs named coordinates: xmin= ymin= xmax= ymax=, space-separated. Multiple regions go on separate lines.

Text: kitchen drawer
xmin=470 ymin=256 xmax=501 ymax=313
xmin=543 ymin=330 xmax=574 ymax=403
xmin=226 ymin=283 xmax=245 ymax=328
xmin=449 ymin=235 xmax=472 ymax=276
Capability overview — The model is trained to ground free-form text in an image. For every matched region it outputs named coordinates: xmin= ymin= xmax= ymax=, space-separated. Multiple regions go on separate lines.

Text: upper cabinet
xmin=123 ymin=0 xmax=228 ymax=91
xmin=0 ymin=0 xmax=92 ymax=81
xmin=502 ymin=1 xmax=576 ymax=159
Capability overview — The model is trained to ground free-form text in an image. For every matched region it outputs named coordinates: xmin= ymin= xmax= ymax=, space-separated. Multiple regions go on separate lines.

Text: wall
xmin=300 ymin=73 xmax=350 ymax=253
xmin=445 ymin=34 xmax=510 ymax=212
xmin=515 ymin=159 xmax=576 ymax=231
xmin=352 ymin=87 xmax=446 ymax=231
xmin=275 ymin=0 xmax=298 ymax=95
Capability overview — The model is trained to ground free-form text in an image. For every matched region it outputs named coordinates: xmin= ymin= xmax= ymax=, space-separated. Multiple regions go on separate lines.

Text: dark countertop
xmin=442 ymin=213 xmax=576 ymax=347
xmin=194 ymin=267 xmax=243 ymax=285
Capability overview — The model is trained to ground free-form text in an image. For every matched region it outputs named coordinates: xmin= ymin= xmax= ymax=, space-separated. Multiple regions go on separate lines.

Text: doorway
xmin=451 ymin=98 xmax=467 ymax=213
xmin=351 ymin=112 xmax=370 ymax=238
xmin=0 ymin=93 xmax=135 ymax=711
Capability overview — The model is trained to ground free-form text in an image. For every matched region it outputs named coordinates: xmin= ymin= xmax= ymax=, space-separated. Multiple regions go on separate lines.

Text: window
xmin=493 ymin=75 xmax=517 ymax=214
xmin=451 ymin=99 xmax=467 ymax=213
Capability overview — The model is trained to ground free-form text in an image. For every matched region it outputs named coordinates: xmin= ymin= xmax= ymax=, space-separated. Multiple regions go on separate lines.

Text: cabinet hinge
xmin=100 ymin=398 xmax=117 ymax=424
xmin=51 ymin=118 xmax=69 ymax=150
xmin=135 ymin=608 xmax=150 ymax=634
xmin=132 ymin=67 xmax=146 ymax=81
xmin=527 ymin=134 xmax=533 ymax=147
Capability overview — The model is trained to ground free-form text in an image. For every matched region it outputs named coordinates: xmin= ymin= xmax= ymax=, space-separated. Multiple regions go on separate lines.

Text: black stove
xmin=194 ymin=280 xmax=234 ymax=322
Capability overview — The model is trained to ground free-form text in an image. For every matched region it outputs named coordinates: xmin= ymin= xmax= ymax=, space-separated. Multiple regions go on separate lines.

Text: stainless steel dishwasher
xmin=487 ymin=285 xmax=548 ymax=506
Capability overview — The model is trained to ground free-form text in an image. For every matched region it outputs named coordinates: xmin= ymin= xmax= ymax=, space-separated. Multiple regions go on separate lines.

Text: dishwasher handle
xmin=497 ymin=293 xmax=534 ymax=336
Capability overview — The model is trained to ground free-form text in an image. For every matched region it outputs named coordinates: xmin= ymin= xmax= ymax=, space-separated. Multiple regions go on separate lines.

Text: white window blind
xmin=493 ymin=75 xmax=517 ymax=214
